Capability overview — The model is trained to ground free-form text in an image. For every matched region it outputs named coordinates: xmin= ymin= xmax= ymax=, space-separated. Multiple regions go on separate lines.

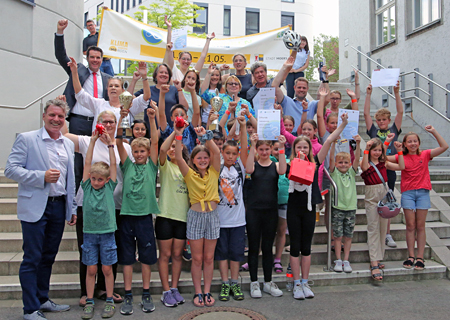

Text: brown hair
xmin=256 ymin=140 xmax=273 ymax=149
xmin=368 ymin=138 xmax=387 ymax=162
xmin=327 ymin=112 xmax=339 ymax=123
xmin=283 ymin=115 xmax=295 ymax=126
xmin=181 ymin=69 xmax=200 ymax=93
xmin=294 ymin=77 xmax=309 ymax=86
xmin=131 ymin=137 xmax=151 ymax=151
xmin=375 ymin=108 xmax=391 ymax=120
xmin=90 ymin=161 xmax=110 ymax=177
xmin=290 ymin=136 xmax=315 ymax=165
xmin=226 ymin=118 xmax=236 ymax=132
xmin=330 ymin=90 xmax=342 ymax=99
xmin=107 ymin=77 xmax=124 ymax=89
xmin=152 ymin=63 xmax=172 ymax=84
xmin=402 ymin=132 xmax=421 ymax=155
xmin=189 ymin=145 xmax=211 ymax=174
xmin=223 ymin=140 xmax=239 ymax=152
xmin=178 ymin=51 xmax=192 ymax=60
xmin=302 ymin=119 xmax=318 ymax=139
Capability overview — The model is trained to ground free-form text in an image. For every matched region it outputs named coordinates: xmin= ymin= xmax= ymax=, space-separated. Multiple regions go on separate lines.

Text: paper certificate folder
xmin=337 ymin=109 xmax=359 ymax=140
xmin=258 ymin=109 xmax=280 ymax=140
xmin=371 ymin=68 xmax=400 ymax=87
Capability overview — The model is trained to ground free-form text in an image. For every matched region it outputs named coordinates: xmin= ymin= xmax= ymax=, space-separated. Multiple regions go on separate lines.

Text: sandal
xmin=203 ymin=293 xmax=215 ymax=307
xmin=273 ymin=262 xmax=283 ymax=273
xmin=192 ymin=293 xmax=204 ymax=307
xmin=370 ymin=265 xmax=383 ymax=282
xmin=403 ymin=257 xmax=415 ymax=269
xmin=378 ymin=262 xmax=385 ymax=269
xmin=414 ymin=258 xmax=425 ymax=270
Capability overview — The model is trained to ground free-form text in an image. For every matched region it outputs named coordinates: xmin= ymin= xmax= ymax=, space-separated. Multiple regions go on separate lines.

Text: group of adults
xmin=6 ymin=16 xmax=321 ymax=320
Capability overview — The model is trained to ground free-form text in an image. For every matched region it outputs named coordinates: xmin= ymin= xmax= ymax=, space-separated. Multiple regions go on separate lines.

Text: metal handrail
xmin=351 ymin=46 xmax=450 ymax=94
xmin=323 ymin=167 xmax=338 ymax=272
xmin=0 ymin=80 xmax=68 ymax=110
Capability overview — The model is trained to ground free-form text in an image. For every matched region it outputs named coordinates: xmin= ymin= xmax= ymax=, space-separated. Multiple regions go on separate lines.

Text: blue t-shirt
xmin=281 ymin=96 xmax=318 ymax=132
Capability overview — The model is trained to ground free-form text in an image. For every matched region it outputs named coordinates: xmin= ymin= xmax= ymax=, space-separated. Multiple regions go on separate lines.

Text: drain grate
xmin=179 ymin=306 xmax=267 ymax=320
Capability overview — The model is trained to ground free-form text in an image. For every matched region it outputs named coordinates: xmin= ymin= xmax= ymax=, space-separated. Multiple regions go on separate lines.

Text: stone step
xmin=0 ymin=240 xmax=427 ymax=277
xmin=0 ymin=184 xmax=18 ymax=198
xmin=437 ymin=193 xmax=450 ymax=206
xmin=0 ymin=199 xmax=17 ymax=215
xmin=0 ymin=172 xmax=14 ymax=184
xmin=0 ymin=260 xmax=445 ymax=300
xmin=0 ymin=231 xmax=78 ymax=253
xmin=0 ymin=215 xmax=77 ymax=232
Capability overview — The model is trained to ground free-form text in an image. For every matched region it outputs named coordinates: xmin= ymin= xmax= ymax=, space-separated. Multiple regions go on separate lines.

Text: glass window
xmin=413 ymin=0 xmax=441 ymax=29
xmin=111 ymin=0 xmax=114 ymax=10
xmin=133 ymin=0 xmax=136 ymax=7
xmin=84 ymin=12 xmax=88 ymax=26
xmin=375 ymin=0 xmax=396 ymax=46
xmin=194 ymin=6 xmax=208 ymax=34
xmin=121 ymin=0 xmax=124 ymax=13
xmin=282 ymin=0 xmax=295 ymax=2
xmin=281 ymin=14 xmax=294 ymax=29
xmin=127 ymin=0 xmax=130 ymax=10
xmin=116 ymin=0 xmax=119 ymax=12
xmin=246 ymin=11 xmax=259 ymax=35
xmin=224 ymin=9 xmax=231 ymax=36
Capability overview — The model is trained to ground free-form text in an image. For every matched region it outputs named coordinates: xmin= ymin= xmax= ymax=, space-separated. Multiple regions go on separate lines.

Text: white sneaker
xmin=385 ymin=234 xmax=397 ymax=248
xmin=250 ymin=281 xmax=262 ymax=298
xmin=343 ymin=260 xmax=352 ymax=273
xmin=293 ymin=283 xmax=305 ymax=300
xmin=263 ymin=281 xmax=283 ymax=297
xmin=302 ymin=282 xmax=315 ymax=299
xmin=334 ymin=259 xmax=343 ymax=272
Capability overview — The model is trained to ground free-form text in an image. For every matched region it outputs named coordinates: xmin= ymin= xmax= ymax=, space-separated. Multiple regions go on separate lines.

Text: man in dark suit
xmin=83 ymin=19 xmax=114 ymax=76
xmin=54 ymin=19 xmax=111 ymax=190
xmin=5 ymin=99 xmax=77 ymax=320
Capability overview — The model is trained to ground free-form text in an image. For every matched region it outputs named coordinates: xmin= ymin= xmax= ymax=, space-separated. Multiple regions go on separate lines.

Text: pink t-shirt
xmin=396 ymin=149 xmax=432 ymax=193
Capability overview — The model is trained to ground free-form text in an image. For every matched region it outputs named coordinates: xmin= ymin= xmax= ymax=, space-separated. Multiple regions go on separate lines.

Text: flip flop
xmin=192 ymin=293 xmax=204 ymax=307
xmin=203 ymin=293 xmax=215 ymax=307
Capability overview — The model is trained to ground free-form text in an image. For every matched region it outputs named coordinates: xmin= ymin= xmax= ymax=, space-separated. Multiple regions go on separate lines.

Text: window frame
xmin=412 ymin=0 xmax=441 ymax=31
xmin=224 ymin=7 xmax=231 ymax=36
xmin=281 ymin=11 xmax=294 ymax=30
xmin=374 ymin=0 xmax=396 ymax=47
xmin=193 ymin=3 xmax=208 ymax=34
xmin=246 ymin=9 xmax=260 ymax=35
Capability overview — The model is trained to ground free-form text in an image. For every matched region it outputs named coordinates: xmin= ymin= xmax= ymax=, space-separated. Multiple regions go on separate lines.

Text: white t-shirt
xmin=75 ymin=89 xmax=149 ymax=134
xmin=217 ymin=158 xmax=246 ymax=228
xmin=172 ymin=65 xmax=185 ymax=82
xmin=76 ymin=136 xmax=134 ymax=209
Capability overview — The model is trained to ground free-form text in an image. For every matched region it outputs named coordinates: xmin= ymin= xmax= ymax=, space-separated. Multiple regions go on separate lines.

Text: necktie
xmin=93 ymin=72 xmax=98 ymax=98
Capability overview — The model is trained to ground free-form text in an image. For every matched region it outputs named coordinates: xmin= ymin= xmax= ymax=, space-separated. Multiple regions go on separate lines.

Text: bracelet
xmin=355 ymin=83 xmax=360 ymax=85
xmin=397 ymin=151 xmax=403 ymax=155
xmin=248 ymin=113 xmax=253 ymax=118
xmin=175 ymin=135 xmax=182 ymax=141
xmin=322 ymin=80 xmax=329 ymax=83
xmin=364 ymin=150 xmax=370 ymax=154
xmin=384 ymin=141 xmax=390 ymax=146
xmin=177 ymin=89 xmax=182 ymax=92
xmin=115 ymin=136 xmax=123 ymax=139
xmin=198 ymin=130 xmax=214 ymax=144
xmin=141 ymin=77 xmax=148 ymax=81
xmin=279 ymin=149 xmax=285 ymax=154
xmin=351 ymin=99 xmax=357 ymax=103
xmin=302 ymin=109 xmax=309 ymax=113
xmin=108 ymin=145 xmax=114 ymax=148
xmin=225 ymin=110 xmax=231 ymax=115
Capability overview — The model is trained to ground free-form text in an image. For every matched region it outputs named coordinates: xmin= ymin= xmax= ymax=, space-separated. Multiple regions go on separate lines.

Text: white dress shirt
xmin=42 ymin=129 xmax=68 ymax=196
xmin=72 ymin=69 xmax=104 ymax=117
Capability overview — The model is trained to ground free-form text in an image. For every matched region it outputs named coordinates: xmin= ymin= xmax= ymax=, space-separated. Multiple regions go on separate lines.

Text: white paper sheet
xmin=257 ymin=109 xmax=280 ymax=140
xmin=338 ymin=109 xmax=359 ymax=140
xmin=172 ymin=27 xmax=188 ymax=51
xmin=371 ymin=68 xmax=400 ymax=87
xmin=252 ymin=87 xmax=276 ymax=116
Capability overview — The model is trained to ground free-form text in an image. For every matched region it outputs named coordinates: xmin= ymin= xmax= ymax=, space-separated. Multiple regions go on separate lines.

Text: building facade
xmin=339 ymin=0 xmax=450 ymax=138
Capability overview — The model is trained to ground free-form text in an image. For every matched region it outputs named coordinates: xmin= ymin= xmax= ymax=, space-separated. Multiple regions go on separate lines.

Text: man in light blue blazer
xmin=5 ymin=99 xmax=77 ymax=320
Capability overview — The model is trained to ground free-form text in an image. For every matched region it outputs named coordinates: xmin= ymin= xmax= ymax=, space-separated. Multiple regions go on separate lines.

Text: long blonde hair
xmin=290 ymin=136 xmax=315 ymax=165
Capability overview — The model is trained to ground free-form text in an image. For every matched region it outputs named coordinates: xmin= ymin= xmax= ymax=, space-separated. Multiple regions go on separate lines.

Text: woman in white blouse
xmin=286 ymin=36 xmax=310 ymax=99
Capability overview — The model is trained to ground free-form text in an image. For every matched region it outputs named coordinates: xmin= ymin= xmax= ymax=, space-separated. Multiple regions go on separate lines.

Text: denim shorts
xmin=82 ymin=232 xmax=117 ymax=266
xmin=401 ymin=189 xmax=431 ymax=210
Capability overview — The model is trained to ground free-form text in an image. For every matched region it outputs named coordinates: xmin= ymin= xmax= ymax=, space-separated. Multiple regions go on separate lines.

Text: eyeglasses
xmin=330 ymin=98 xmax=341 ymax=101
xmin=102 ymin=120 xmax=115 ymax=125
xmin=227 ymin=83 xmax=240 ymax=87
xmin=180 ymin=58 xmax=192 ymax=61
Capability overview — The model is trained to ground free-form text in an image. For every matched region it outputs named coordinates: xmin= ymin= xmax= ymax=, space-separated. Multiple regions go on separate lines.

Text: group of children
xmin=76 ymin=60 xmax=448 ymax=319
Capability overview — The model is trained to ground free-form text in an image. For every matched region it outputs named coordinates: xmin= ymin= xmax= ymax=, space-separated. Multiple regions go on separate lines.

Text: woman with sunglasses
xmin=201 ymin=63 xmax=255 ymax=123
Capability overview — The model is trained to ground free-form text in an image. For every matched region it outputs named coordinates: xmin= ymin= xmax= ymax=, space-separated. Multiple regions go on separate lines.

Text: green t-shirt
xmin=158 ymin=160 xmax=190 ymax=222
xmin=120 ymin=157 xmax=160 ymax=215
xmin=81 ymin=179 xmax=118 ymax=234
xmin=330 ymin=167 xmax=357 ymax=211
xmin=270 ymin=155 xmax=290 ymax=205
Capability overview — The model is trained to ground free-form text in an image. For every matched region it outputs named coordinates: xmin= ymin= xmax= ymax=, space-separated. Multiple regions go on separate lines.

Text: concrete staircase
xmin=1 ymin=82 xmax=450 ymax=300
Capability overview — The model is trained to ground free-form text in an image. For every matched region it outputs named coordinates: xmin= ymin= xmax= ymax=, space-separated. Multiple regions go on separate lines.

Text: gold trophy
xmin=119 ymin=91 xmax=133 ymax=136
xmin=209 ymin=89 xmax=223 ymax=131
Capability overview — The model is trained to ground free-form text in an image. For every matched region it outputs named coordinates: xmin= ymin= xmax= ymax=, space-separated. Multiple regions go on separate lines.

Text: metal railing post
xmin=414 ymin=68 xmax=420 ymax=97
xmin=447 ymin=84 xmax=450 ymax=118
xmin=323 ymin=167 xmax=338 ymax=272
xmin=366 ymin=52 xmax=371 ymax=78
xmin=428 ymin=73 xmax=434 ymax=107
xmin=400 ymin=73 xmax=405 ymax=99
xmin=357 ymin=46 xmax=361 ymax=71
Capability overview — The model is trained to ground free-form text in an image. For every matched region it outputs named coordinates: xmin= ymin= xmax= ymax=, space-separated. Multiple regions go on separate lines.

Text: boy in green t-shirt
xmin=81 ymin=130 xmax=118 ymax=319
xmin=116 ymin=106 xmax=160 ymax=315
xmin=329 ymin=135 xmax=361 ymax=274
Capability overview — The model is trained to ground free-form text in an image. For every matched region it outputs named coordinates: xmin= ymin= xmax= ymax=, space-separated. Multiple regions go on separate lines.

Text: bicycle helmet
xmin=283 ymin=30 xmax=301 ymax=51
xmin=377 ymin=190 xmax=401 ymax=219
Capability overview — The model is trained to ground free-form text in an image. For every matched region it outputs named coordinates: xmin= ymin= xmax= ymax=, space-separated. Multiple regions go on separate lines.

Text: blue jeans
xmin=100 ymin=59 xmax=114 ymax=76
xmin=20 ymin=199 xmax=66 ymax=314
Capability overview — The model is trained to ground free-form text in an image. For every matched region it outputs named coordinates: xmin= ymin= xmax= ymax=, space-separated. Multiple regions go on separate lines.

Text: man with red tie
xmin=54 ymin=19 xmax=112 ymax=191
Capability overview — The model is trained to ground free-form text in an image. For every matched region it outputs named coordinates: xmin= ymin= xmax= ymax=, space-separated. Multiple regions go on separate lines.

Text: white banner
xmin=97 ymin=8 xmax=291 ymax=70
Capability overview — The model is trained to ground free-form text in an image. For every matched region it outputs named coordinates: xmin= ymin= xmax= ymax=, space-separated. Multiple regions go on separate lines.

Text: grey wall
xmin=0 ymin=0 xmax=83 ymax=167
xmin=339 ymin=0 xmax=450 ymax=143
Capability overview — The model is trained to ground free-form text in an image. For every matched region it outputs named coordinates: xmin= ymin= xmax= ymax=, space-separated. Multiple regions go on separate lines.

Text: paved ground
xmin=2 ymin=279 xmax=450 ymax=320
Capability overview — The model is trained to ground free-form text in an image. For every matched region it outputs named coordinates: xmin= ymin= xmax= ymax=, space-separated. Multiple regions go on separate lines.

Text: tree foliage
xmin=305 ymin=34 xmax=339 ymax=82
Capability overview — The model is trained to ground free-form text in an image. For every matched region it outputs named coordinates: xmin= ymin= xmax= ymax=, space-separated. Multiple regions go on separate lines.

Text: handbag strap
xmin=297 ymin=152 xmax=310 ymax=163
xmin=369 ymin=161 xmax=388 ymax=191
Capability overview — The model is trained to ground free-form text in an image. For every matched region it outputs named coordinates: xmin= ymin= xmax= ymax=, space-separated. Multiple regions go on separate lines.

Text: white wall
xmin=339 ymin=0 xmax=450 ymax=142
xmin=0 ymin=0 xmax=83 ymax=167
